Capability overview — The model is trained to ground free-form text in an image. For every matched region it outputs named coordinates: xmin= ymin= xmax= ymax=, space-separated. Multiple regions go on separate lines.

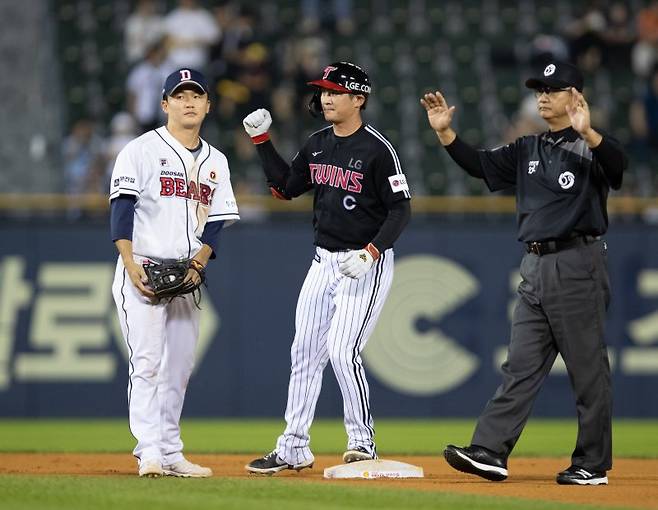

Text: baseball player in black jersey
xmin=242 ymin=62 xmax=411 ymax=475
xmin=422 ymin=60 xmax=627 ymax=485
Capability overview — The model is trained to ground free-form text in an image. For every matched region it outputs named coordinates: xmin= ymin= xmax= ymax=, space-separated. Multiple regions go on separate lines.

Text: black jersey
xmin=478 ymin=127 xmax=625 ymax=242
xmin=288 ymin=124 xmax=411 ymax=251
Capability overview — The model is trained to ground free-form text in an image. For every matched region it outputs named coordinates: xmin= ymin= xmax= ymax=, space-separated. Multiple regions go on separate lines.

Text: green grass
xmin=0 ymin=418 xmax=656 ymax=458
xmin=0 ymin=475 xmax=627 ymax=510
xmin=0 ymin=419 xmax=652 ymax=510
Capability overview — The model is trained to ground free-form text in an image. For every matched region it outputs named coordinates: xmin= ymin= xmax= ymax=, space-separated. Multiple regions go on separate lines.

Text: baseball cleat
xmin=342 ymin=446 xmax=375 ymax=463
xmin=556 ymin=466 xmax=608 ymax=485
xmin=444 ymin=444 xmax=508 ymax=482
xmin=163 ymin=458 xmax=213 ymax=478
xmin=138 ymin=459 xmax=164 ymax=478
xmin=245 ymin=451 xmax=314 ymax=475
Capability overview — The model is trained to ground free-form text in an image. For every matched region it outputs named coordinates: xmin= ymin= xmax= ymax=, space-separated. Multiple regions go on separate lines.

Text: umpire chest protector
xmin=478 ymin=126 xmax=613 ymax=242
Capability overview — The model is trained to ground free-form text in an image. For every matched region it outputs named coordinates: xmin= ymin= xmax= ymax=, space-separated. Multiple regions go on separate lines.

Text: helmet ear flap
xmin=308 ymin=91 xmax=322 ymax=117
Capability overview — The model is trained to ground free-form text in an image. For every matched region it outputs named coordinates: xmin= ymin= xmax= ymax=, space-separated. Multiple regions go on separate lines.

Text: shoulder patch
xmin=388 ymin=174 xmax=409 ymax=193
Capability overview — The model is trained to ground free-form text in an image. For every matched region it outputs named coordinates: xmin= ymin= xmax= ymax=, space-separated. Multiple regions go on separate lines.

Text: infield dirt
xmin=1 ymin=454 xmax=656 ymax=509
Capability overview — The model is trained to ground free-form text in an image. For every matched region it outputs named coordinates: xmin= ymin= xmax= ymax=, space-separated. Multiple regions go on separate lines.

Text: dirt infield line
xmin=1 ymin=454 xmax=656 ymax=509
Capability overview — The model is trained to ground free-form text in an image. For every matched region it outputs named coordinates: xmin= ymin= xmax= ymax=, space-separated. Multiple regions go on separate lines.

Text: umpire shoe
xmin=245 ymin=451 xmax=314 ymax=475
xmin=556 ymin=466 xmax=608 ymax=485
xmin=444 ymin=444 xmax=508 ymax=482
xmin=163 ymin=458 xmax=213 ymax=478
xmin=138 ymin=459 xmax=164 ymax=478
xmin=343 ymin=446 xmax=375 ymax=463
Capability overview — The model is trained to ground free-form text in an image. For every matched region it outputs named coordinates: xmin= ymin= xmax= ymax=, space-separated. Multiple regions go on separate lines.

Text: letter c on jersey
xmin=343 ymin=195 xmax=357 ymax=210
xmin=363 ymin=255 xmax=480 ymax=395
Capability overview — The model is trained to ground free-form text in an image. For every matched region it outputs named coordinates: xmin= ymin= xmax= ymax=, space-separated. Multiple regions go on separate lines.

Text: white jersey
xmin=110 ymin=126 xmax=240 ymax=260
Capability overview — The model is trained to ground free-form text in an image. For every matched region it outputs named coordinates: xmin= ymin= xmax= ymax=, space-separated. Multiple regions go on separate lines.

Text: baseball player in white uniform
xmin=110 ymin=68 xmax=240 ymax=477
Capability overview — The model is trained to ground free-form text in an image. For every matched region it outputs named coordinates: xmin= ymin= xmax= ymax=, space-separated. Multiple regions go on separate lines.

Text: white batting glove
xmin=338 ymin=243 xmax=380 ymax=279
xmin=243 ymin=108 xmax=272 ymax=143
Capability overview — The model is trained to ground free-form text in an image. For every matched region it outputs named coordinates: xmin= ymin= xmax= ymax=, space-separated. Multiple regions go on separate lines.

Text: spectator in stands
xmin=126 ymin=39 xmax=170 ymax=133
xmin=124 ymin=0 xmax=165 ymax=65
xmin=62 ymin=119 xmax=105 ymax=196
xmin=630 ymin=64 xmax=658 ymax=159
xmin=632 ymin=0 xmax=658 ymax=78
xmin=104 ymin=112 xmax=137 ymax=184
xmin=563 ymin=3 xmax=606 ymax=72
xmin=163 ymin=0 xmax=220 ymax=70
xmin=601 ymin=2 xmax=636 ymax=70
xmin=210 ymin=4 xmax=257 ymax=73
xmin=503 ymin=94 xmax=546 ymax=142
xmin=299 ymin=0 xmax=355 ymax=36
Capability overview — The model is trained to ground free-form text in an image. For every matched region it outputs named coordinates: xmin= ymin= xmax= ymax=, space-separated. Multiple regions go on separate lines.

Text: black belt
xmin=525 ymin=235 xmax=601 ymax=256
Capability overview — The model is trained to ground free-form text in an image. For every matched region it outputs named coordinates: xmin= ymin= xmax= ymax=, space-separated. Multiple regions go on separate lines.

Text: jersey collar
xmin=157 ymin=126 xmax=207 ymax=168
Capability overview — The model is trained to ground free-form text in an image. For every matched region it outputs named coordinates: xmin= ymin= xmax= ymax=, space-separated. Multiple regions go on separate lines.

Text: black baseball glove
xmin=143 ymin=259 xmax=206 ymax=302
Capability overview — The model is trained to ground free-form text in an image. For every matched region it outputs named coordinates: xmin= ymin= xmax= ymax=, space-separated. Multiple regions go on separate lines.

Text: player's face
xmin=320 ymin=90 xmax=364 ymax=123
xmin=162 ymin=88 xmax=210 ymax=128
xmin=534 ymin=87 xmax=571 ymax=120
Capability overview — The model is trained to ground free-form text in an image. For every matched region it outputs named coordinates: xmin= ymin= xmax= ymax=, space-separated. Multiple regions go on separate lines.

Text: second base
xmin=323 ymin=459 xmax=424 ymax=479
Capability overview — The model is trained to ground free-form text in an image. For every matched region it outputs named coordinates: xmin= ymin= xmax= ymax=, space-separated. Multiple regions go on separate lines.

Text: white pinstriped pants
xmin=276 ymin=247 xmax=394 ymax=465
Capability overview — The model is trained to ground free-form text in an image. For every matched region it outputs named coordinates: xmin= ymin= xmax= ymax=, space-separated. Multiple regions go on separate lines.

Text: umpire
xmin=421 ymin=60 xmax=627 ymax=485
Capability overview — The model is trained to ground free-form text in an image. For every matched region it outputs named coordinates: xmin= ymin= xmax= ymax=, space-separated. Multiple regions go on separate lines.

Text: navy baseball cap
xmin=162 ymin=68 xmax=209 ymax=99
xmin=525 ymin=60 xmax=584 ymax=92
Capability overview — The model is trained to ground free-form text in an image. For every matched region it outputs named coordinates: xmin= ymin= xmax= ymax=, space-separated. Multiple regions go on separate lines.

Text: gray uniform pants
xmin=472 ymin=238 xmax=612 ymax=472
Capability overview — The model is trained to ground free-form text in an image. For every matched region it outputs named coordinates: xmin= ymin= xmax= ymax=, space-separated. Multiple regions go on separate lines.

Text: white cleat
xmin=163 ymin=458 xmax=213 ymax=478
xmin=139 ymin=459 xmax=164 ymax=478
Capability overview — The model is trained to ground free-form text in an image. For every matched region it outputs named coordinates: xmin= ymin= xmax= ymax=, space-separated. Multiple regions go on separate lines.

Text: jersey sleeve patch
xmin=388 ymin=173 xmax=409 ymax=193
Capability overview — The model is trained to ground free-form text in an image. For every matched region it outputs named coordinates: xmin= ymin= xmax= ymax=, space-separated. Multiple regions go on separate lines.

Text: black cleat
xmin=245 ymin=451 xmax=314 ymax=475
xmin=342 ymin=446 xmax=375 ymax=463
xmin=556 ymin=466 xmax=608 ymax=485
xmin=444 ymin=444 xmax=508 ymax=482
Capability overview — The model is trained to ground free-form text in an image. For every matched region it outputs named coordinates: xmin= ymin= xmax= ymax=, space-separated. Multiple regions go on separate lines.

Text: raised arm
xmin=243 ymin=109 xmax=311 ymax=199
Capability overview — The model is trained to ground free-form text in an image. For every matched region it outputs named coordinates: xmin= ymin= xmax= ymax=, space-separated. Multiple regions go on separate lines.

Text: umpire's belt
xmin=525 ymin=235 xmax=601 ymax=256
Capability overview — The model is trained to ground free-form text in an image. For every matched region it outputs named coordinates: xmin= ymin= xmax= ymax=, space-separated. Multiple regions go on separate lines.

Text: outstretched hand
xmin=420 ymin=91 xmax=456 ymax=133
xmin=565 ymin=88 xmax=591 ymax=135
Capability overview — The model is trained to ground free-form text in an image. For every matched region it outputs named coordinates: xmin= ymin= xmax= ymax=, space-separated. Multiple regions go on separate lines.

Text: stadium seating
xmin=52 ymin=0 xmax=649 ymax=196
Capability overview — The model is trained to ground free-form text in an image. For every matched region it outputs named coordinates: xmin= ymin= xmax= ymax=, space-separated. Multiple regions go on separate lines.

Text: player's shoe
xmin=245 ymin=451 xmax=314 ymax=475
xmin=444 ymin=444 xmax=508 ymax=482
xmin=138 ymin=459 xmax=164 ymax=478
xmin=342 ymin=446 xmax=375 ymax=463
xmin=556 ymin=466 xmax=608 ymax=485
xmin=163 ymin=458 xmax=213 ymax=478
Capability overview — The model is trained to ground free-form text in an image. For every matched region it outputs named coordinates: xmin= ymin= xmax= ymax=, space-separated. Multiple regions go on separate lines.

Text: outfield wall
xmin=0 ymin=217 xmax=657 ymax=417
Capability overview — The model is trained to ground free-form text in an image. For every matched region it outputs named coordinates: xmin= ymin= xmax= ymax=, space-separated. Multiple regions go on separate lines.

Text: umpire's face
xmin=162 ymin=86 xmax=210 ymax=129
xmin=535 ymin=88 xmax=571 ymax=122
xmin=320 ymin=89 xmax=366 ymax=124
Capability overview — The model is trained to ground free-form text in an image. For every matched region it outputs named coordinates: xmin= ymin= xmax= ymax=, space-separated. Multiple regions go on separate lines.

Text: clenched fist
xmin=243 ymin=108 xmax=272 ymax=143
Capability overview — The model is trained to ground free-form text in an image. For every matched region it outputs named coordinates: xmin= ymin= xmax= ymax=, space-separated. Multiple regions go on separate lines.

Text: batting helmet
xmin=307 ymin=62 xmax=371 ymax=117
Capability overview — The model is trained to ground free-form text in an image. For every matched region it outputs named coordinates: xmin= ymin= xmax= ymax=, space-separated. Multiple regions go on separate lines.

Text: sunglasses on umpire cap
xmin=162 ymin=68 xmax=209 ymax=99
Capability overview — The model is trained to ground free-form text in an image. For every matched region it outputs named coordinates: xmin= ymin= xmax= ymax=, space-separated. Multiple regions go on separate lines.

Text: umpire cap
xmin=162 ymin=68 xmax=209 ymax=99
xmin=525 ymin=60 xmax=584 ymax=92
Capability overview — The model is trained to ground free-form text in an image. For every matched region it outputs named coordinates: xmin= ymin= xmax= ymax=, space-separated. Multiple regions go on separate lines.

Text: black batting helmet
xmin=307 ymin=62 xmax=371 ymax=117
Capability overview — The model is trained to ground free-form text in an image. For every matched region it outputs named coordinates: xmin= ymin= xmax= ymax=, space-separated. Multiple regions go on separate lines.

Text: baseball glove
xmin=143 ymin=259 xmax=205 ymax=303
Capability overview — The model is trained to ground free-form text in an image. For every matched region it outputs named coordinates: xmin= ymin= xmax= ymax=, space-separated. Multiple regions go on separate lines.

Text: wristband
xmin=251 ymin=132 xmax=270 ymax=144
xmin=365 ymin=243 xmax=380 ymax=260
